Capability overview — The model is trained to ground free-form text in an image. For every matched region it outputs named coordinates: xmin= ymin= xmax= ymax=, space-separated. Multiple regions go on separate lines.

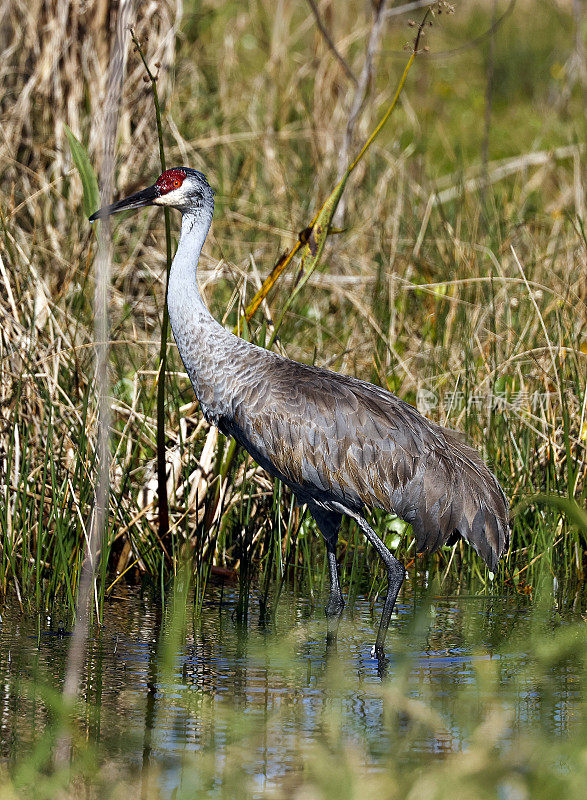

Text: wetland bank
xmin=0 ymin=0 xmax=585 ymax=797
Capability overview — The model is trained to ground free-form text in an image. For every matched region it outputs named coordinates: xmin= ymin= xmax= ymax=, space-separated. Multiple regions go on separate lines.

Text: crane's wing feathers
xmin=229 ymin=354 xmax=510 ymax=571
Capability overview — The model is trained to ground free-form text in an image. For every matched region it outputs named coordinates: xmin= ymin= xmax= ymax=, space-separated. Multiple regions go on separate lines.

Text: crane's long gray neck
xmin=167 ymin=207 xmax=240 ymax=424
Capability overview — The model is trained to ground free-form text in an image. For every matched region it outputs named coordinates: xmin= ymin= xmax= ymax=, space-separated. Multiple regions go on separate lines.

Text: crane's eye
xmin=173 ymin=179 xmax=181 ymax=188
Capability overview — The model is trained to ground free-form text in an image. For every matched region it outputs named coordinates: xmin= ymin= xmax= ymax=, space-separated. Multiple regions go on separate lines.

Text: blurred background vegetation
xmin=0 ymin=0 xmax=585 ymax=628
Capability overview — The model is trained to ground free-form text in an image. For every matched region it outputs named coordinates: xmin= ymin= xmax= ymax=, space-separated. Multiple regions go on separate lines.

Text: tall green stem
xmin=131 ymin=30 xmax=171 ymax=540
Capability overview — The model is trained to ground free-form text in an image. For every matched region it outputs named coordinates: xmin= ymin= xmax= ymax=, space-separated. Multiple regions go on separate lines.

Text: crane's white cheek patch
xmin=155 ymin=188 xmax=183 ymax=205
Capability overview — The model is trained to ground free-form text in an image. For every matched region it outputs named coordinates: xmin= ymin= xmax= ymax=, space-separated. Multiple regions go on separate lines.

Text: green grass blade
xmin=514 ymin=493 xmax=587 ymax=534
xmin=64 ymin=125 xmax=100 ymax=219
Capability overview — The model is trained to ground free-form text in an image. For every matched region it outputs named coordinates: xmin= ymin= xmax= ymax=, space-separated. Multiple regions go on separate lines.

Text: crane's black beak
xmin=89 ymin=184 xmax=159 ymax=222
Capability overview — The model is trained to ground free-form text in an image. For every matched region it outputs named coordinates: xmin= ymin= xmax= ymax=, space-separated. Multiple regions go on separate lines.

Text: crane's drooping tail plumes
xmin=402 ymin=427 xmax=510 ymax=572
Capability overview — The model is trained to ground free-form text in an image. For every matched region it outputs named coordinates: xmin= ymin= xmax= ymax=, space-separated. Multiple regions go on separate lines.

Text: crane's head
xmin=89 ymin=168 xmax=214 ymax=222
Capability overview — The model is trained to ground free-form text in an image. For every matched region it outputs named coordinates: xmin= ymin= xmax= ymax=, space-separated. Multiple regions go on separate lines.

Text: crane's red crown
xmin=156 ymin=168 xmax=187 ymax=195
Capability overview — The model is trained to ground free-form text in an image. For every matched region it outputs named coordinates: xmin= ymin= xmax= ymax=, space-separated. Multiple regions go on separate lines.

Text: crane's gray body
xmin=92 ymin=167 xmax=510 ymax=657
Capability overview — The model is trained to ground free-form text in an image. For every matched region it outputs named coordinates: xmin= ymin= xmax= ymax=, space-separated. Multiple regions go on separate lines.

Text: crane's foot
xmin=370 ymin=645 xmax=390 ymax=678
xmin=368 ymin=563 xmax=405 ymax=675
xmin=325 ymin=597 xmax=343 ymax=645
xmin=326 ymin=626 xmax=339 ymax=655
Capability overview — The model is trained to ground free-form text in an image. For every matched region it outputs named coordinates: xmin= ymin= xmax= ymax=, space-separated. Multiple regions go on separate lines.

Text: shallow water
xmin=0 ymin=579 xmax=583 ymax=796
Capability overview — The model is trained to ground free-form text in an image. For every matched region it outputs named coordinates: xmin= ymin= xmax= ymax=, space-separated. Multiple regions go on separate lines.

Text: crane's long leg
xmin=307 ymin=502 xmax=344 ymax=618
xmin=335 ymin=505 xmax=405 ymax=656
xmin=324 ymin=537 xmax=344 ymax=617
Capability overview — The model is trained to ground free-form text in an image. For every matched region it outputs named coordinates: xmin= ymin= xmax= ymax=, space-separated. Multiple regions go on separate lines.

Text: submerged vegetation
xmin=0 ymin=574 xmax=585 ymax=798
xmin=0 ymin=577 xmax=585 ymax=800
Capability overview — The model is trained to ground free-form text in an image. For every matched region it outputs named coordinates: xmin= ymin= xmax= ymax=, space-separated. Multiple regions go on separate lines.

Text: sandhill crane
xmin=90 ymin=167 xmax=510 ymax=658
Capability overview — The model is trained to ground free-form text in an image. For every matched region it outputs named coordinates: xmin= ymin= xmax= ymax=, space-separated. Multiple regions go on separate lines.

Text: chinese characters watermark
xmin=416 ymin=388 xmax=558 ymax=414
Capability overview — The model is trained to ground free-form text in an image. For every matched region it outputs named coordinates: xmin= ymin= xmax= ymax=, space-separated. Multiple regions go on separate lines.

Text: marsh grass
xmin=0 ymin=0 xmax=585 ymax=623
